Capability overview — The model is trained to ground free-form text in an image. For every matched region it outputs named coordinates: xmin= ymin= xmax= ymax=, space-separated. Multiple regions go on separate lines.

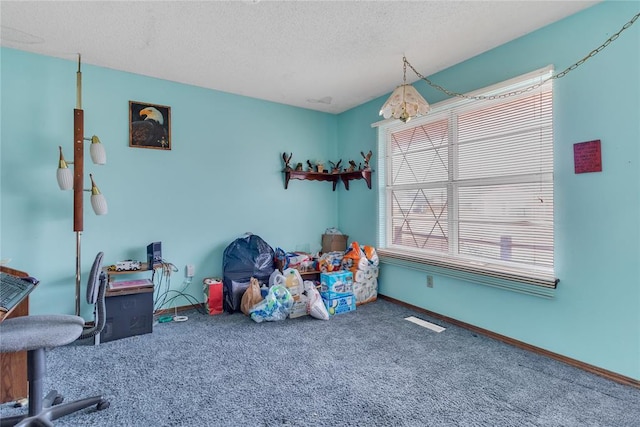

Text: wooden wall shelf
xmin=284 ymin=169 xmax=373 ymax=191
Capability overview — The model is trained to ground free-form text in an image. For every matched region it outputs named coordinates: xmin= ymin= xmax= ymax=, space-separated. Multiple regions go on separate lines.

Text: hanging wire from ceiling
xmin=404 ymin=11 xmax=639 ymax=101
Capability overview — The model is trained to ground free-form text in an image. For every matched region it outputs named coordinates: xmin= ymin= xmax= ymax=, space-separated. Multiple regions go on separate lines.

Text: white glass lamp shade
xmin=57 ymin=146 xmax=73 ymax=190
xmin=89 ymin=136 xmax=106 ymax=165
xmin=379 ymin=84 xmax=430 ymax=123
xmin=91 ymin=193 xmax=108 ymax=215
xmin=89 ymin=174 xmax=108 ymax=215
xmin=57 ymin=168 xmax=73 ymax=190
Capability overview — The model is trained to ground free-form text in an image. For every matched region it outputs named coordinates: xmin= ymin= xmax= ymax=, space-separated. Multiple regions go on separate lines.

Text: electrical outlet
xmin=186 ymin=264 xmax=195 ymax=278
xmin=426 ymin=275 xmax=434 ymax=288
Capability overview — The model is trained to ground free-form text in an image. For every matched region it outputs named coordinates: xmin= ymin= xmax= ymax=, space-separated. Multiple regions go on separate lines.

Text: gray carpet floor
xmin=1 ymin=298 xmax=639 ymax=426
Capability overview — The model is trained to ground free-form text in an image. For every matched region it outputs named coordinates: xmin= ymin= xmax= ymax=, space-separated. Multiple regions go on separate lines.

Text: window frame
xmin=374 ymin=66 xmax=558 ymax=297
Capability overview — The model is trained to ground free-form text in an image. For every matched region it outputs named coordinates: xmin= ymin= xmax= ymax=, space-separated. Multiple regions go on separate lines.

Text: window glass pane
xmin=391 ymin=119 xmax=448 ymax=154
xmin=458 ymin=92 xmax=552 ymax=143
xmin=458 ymin=223 xmax=554 ymax=267
xmin=390 ymin=118 xmax=449 ymax=185
xmin=391 ymin=188 xmax=448 ymax=253
xmin=391 ymin=149 xmax=449 ymax=185
xmin=458 ymin=128 xmax=553 ymax=179
xmin=458 ymin=183 xmax=553 ymax=267
xmin=458 ymin=91 xmax=553 ymax=180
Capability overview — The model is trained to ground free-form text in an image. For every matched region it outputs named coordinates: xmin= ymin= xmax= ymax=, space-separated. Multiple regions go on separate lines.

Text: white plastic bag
xmin=304 ymin=280 xmax=329 ymax=320
xmin=249 ymin=285 xmax=293 ymax=323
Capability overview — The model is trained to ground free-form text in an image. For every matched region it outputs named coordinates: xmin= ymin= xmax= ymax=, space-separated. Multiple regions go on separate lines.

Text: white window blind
xmin=376 ymin=67 xmax=557 ymax=297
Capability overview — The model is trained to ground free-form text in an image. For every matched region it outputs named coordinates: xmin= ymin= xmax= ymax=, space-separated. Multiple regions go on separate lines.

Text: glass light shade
xmin=89 ymin=174 xmax=108 ymax=215
xmin=91 ymin=193 xmax=108 ymax=215
xmin=57 ymin=146 xmax=73 ymax=190
xmin=379 ymin=84 xmax=430 ymax=123
xmin=89 ymin=136 xmax=106 ymax=165
xmin=57 ymin=167 xmax=73 ymax=190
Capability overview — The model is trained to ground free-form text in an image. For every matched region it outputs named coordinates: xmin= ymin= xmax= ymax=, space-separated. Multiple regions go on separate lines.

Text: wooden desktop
xmin=0 ymin=266 xmax=30 ymax=404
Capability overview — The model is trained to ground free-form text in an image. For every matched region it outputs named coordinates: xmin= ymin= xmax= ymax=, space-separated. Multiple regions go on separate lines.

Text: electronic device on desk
xmin=0 ymin=272 xmax=39 ymax=316
xmin=147 ymin=241 xmax=162 ymax=269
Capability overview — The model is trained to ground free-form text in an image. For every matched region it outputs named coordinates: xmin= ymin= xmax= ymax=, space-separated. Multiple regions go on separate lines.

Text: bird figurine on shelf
xmin=307 ymin=160 xmax=314 ymax=171
xmin=131 ymin=106 xmax=169 ymax=148
xmin=329 ymin=159 xmax=343 ymax=174
xmin=282 ymin=152 xmax=293 ymax=170
xmin=361 ymin=150 xmax=373 ymax=169
xmin=347 ymin=160 xmax=357 ymax=172
xmin=295 ymin=162 xmax=304 ymax=171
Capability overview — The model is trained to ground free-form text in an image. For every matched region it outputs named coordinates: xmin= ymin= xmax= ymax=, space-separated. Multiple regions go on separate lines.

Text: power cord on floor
xmin=173 ymin=305 xmax=188 ymax=322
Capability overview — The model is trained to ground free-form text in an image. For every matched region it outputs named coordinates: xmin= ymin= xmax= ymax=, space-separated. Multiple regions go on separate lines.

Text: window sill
xmin=378 ymin=249 xmax=558 ymax=298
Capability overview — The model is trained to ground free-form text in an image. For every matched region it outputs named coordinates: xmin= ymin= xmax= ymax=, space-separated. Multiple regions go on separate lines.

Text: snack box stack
xmin=320 ymin=271 xmax=356 ymax=316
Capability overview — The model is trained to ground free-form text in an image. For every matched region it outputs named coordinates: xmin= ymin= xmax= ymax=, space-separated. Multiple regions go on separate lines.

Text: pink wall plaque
xmin=574 ymin=139 xmax=602 ymax=174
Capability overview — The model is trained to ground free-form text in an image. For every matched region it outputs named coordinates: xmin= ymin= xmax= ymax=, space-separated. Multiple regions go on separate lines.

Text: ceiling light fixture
xmin=379 ymin=56 xmax=430 ymax=123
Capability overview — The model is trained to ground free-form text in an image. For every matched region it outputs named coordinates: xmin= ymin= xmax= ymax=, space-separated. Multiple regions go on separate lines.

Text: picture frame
xmin=129 ymin=101 xmax=171 ymax=150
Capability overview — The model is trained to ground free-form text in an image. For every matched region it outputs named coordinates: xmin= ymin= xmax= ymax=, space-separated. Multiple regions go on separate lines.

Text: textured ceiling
xmin=1 ymin=1 xmax=599 ymax=114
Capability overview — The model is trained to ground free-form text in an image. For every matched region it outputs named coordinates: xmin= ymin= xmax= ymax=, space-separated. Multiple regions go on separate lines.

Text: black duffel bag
xmin=222 ymin=233 xmax=275 ymax=313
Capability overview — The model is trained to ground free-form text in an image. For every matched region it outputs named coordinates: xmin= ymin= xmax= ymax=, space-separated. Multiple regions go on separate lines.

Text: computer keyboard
xmin=0 ymin=272 xmax=36 ymax=311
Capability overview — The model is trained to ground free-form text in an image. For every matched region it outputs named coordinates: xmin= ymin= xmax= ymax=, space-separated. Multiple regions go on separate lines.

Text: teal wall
xmin=338 ymin=2 xmax=639 ymax=380
xmin=1 ymin=48 xmax=341 ymax=317
xmin=1 ymin=1 xmax=638 ymax=380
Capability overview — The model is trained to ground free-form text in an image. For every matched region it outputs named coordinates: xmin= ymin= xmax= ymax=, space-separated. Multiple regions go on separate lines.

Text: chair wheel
xmin=52 ymin=394 xmax=64 ymax=405
xmin=97 ymin=399 xmax=110 ymax=411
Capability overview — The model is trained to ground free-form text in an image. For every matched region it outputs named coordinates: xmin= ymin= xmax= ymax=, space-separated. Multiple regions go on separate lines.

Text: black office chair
xmin=0 ymin=252 xmax=110 ymax=427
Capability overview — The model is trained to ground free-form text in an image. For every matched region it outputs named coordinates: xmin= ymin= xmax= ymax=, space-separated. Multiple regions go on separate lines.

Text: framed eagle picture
xmin=129 ymin=101 xmax=171 ymax=150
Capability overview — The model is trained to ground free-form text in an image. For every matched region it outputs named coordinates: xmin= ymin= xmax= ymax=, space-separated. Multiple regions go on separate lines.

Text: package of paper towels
xmin=342 ymin=242 xmax=379 ymax=306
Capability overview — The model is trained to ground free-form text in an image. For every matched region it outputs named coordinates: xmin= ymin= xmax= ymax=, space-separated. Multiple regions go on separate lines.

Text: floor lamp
xmin=56 ymin=54 xmax=108 ymax=316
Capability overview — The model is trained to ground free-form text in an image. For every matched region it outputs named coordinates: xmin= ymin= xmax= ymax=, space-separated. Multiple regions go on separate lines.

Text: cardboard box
xmin=320 ymin=271 xmax=353 ymax=299
xmin=321 ymin=234 xmax=348 ymax=253
xmin=323 ymin=294 xmax=356 ymax=316
xmin=289 ymin=298 xmax=309 ymax=319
